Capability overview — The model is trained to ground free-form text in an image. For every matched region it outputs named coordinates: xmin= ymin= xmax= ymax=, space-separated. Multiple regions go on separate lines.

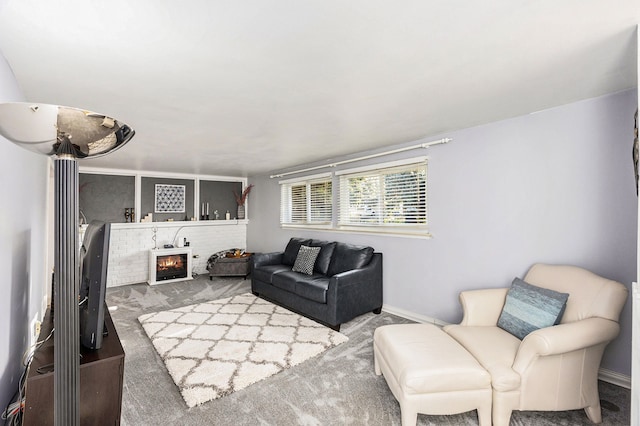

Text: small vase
xmin=237 ymin=205 xmax=245 ymax=220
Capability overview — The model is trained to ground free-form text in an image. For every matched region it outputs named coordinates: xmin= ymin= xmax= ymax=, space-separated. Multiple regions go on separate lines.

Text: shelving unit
xmin=79 ymin=167 xmax=248 ymax=224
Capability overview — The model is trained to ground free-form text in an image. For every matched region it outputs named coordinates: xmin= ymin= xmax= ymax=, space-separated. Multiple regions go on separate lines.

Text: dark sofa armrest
xmin=326 ymin=253 xmax=383 ymax=323
xmin=330 ymin=252 xmax=382 ymax=285
xmin=252 ymin=252 xmax=284 ymax=268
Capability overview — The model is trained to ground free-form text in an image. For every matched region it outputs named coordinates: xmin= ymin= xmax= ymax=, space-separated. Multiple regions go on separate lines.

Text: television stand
xmin=23 ymin=308 xmax=125 ymax=425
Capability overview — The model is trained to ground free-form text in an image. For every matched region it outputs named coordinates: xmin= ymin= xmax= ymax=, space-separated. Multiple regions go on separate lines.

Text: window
xmin=337 ymin=159 xmax=428 ymax=234
xmin=278 ymin=158 xmax=429 ymax=236
xmin=280 ymin=173 xmax=332 ymax=226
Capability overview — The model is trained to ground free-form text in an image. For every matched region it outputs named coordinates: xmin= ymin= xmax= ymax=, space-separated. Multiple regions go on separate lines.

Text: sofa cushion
xmin=327 ymin=243 xmax=374 ymax=276
xmin=497 ymin=278 xmax=569 ymax=340
xmin=253 ymin=264 xmax=292 ymax=284
xmin=309 ymin=239 xmax=337 ymax=275
xmin=292 ymin=245 xmax=321 ymax=275
xmin=271 ymin=270 xmax=300 ymax=293
xmin=294 ymin=276 xmax=330 ymax=304
xmin=282 ymin=238 xmax=312 ymax=266
xmin=271 ymin=270 xmax=329 ymax=302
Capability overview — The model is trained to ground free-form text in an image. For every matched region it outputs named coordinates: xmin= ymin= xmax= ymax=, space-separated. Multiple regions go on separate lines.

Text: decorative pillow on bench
xmin=292 ymin=245 xmax=321 ymax=275
xmin=497 ymin=277 xmax=569 ymax=340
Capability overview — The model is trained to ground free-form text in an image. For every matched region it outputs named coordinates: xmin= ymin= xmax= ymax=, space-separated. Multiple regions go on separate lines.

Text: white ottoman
xmin=374 ymin=323 xmax=492 ymax=426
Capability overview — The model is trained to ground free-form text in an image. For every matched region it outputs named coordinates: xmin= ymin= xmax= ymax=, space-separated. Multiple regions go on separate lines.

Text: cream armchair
xmin=443 ymin=264 xmax=628 ymax=426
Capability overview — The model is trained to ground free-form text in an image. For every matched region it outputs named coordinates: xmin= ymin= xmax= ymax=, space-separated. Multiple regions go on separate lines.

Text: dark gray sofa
xmin=251 ymin=238 xmax=383 ymax=331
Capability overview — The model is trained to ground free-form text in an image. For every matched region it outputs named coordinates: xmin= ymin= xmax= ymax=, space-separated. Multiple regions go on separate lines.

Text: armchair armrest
xmin=458 ymin=288 xmax=509 ymax=326
xmin=513 ymin=317 xmax=620 ymax=373
xmin=251 ymin=252 xmax=284 ymax=268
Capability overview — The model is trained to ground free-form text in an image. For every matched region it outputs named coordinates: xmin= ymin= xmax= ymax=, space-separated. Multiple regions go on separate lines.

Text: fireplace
xmin=148 ymin=248 xmax=193 ymax=285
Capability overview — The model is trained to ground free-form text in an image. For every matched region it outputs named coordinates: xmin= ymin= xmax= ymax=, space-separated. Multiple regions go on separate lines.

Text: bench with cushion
xmin=374 ymin=323 xmax=492 ymax=426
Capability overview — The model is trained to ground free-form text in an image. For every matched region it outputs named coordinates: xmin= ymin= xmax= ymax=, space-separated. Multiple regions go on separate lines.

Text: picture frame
xmin=155 ymin=184 xmax=186 ymax=213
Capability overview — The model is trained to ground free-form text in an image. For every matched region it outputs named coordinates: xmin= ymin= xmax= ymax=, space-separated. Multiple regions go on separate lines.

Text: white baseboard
xmin=382 ymin=303 xmax=631 ymax=389
xmin=599 ymin=368 xmax=631 ymax=389
xmin=381 ymin=304 xmax=448 ymax=327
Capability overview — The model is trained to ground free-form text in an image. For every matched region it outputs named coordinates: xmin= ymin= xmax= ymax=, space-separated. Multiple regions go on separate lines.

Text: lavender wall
xmin=247 ymin=89 xmax=638 ymax=377
xmin=0 ymin=53 xmax=49 ymax=410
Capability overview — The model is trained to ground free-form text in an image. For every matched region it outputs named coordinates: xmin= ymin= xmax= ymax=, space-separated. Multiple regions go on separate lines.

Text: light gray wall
xmin=0 ymin=53 xmax=49 ymax=410
xmin=200 ymin=180 xmax=242 ymax=220
xmin=247 ymin=89 xmax=638 ymax=376
xmin=79 ymin=173 xmax=135 ymax=223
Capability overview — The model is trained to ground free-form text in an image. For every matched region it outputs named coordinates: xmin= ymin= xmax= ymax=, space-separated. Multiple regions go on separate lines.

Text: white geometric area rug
xmin=138 ymin=293 xmax=348 ymax=408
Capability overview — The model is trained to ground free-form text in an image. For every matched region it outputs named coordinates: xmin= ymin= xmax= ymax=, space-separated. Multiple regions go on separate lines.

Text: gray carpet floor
xmin=106 ymin=274 xmax=631 ymax=425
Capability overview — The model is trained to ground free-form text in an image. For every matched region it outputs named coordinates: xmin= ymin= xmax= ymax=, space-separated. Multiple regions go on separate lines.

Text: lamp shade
xmin=0 ymin=102 xmax=134 ymax=158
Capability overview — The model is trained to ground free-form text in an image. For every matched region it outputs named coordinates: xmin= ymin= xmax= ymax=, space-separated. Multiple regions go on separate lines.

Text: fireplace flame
xmin=157 ymin=255 xmax=184 ymax=271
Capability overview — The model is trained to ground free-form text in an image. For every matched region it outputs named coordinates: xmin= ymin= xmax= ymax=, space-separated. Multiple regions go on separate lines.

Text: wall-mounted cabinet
xmin=79 ymin=167 xmax=248 ymax=224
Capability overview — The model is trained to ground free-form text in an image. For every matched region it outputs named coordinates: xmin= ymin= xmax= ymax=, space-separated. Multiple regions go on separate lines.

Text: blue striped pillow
xmin=497 ymin=278 xmax=569 ymax=340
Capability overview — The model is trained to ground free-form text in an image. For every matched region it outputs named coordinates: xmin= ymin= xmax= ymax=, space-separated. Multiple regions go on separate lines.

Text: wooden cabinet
xmin=23 ymin=309 xmax=125 ymax=425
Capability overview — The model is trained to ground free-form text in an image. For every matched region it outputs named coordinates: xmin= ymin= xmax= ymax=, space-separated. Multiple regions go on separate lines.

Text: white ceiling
xmin=0 ymin=1 xmax=637 ymax=177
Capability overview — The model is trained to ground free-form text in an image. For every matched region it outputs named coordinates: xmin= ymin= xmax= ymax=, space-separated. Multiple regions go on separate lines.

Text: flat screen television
xmin=79 ymin=220 xmax=111 ymax=350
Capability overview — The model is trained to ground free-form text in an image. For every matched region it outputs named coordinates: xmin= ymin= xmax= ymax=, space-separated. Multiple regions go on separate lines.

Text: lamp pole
xmin=53 ymin=135 xmax=80 ymax=426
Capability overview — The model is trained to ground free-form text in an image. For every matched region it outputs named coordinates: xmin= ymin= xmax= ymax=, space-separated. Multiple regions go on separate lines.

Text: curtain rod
xmin=269 ymin=137 xmax=452 ymax=179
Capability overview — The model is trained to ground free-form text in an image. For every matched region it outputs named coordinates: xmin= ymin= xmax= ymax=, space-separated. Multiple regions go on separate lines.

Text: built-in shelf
xmin=79 ymin=166 xmax=249 ymax=224
xmin=108 ymin=219 xmax=249 ymax=230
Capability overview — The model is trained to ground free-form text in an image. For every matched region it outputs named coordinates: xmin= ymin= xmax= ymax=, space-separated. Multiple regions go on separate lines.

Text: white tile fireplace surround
xmin=104 ymin=221 xmax=247 ymax=287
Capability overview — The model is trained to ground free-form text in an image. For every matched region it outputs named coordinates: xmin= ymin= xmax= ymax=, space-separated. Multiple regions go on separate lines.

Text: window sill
xmin=280 ymin=224 xmax=432 ymax=239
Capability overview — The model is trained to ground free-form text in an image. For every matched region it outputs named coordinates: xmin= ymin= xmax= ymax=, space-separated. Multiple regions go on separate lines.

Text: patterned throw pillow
xmin=497 ymin=278 xmax=569 ymax=340
xmin=292 ymin=245 xmax=321 ymax=275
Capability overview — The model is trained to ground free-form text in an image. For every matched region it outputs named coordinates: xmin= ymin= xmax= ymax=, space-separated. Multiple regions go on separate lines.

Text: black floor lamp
xmin=0 ymin=103 xmax=134 ymax=426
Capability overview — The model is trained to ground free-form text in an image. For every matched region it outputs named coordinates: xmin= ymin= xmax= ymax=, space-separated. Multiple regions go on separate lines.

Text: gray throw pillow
xmin=327 ymin=243 xmax=374 ymax=276
xmin=309 ymin=239 xmax=337 ymax=275
xmin=292 ymin=245 xmax=321 ymax=275
xmin=497 ymin=278 xmax=569 ymax=340
xmin=282 ymin=238 xmax=311 ymax=266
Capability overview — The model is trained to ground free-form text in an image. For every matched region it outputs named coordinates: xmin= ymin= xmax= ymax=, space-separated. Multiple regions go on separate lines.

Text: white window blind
xmin=280 ymin=174 xmax=332 ymax=226
xmin=337 ymin=160 xmax=427 ymax=231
